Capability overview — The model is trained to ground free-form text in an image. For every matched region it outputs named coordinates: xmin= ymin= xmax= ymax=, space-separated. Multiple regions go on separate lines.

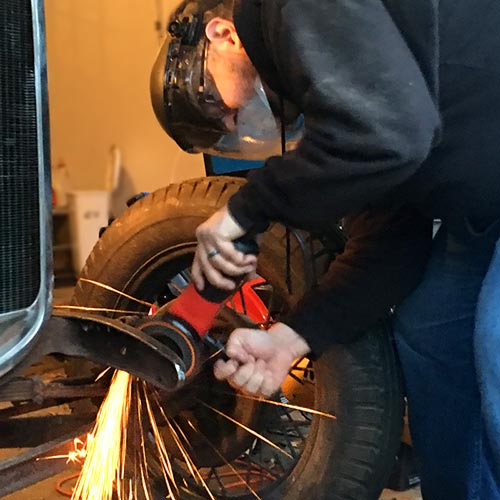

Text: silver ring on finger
xmin=207 ymin=248 xmax=220 ymax=259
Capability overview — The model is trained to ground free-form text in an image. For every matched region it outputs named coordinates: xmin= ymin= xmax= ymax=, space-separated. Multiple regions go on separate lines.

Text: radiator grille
xmin=0 ymin=0 xmax=41 ymax=313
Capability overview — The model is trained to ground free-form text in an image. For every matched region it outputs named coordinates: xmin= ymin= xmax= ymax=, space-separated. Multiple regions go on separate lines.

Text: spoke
xmin=283 ymin=411 xmax=306 ymax=440
xmin=198 ymin=400 xmax=293 ymax=460
xmin=237 ymin=455 xmax=280 ymax=481
xmin=210 ymin=467 xmax=227 ymax=496
xmin=290 ymin=357 xmax=309 ymax=372
xmin=286 ymin=371 xmax=307 ymax=386
xmin=141 ymin=384 xmax=179 ymax=499
xmin=289 ymin=366 xmax=314 ymax=373
xmin=205 ymin=467 xmax=216 ymax=484
xmin=269 ymin=407 xmax=299 ymax=460
xmin=185 ymin=420 xmax=263 ymax=500
xmin=150 ymin=394 xmax=200 ymax=488
xmin=165 ymin=417 xmax=217 ymax=500
xmin=257 ymin=283 xmax=275 ymax=328
xmin=150 ymin=392 xmax=215 ymax=499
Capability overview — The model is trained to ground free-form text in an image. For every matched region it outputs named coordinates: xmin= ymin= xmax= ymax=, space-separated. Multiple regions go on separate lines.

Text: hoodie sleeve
xmin=284 ymin=206 xmax=434 ymax=354
xmin=228 ymin=0 xmax=441 ymax=232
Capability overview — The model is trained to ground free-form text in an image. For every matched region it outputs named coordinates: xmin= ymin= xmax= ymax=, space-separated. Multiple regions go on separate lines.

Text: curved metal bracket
xmin=1 ymin=311 xmax=187 ymax=392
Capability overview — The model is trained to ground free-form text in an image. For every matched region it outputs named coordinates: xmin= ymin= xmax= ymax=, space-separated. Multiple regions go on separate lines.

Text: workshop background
xmin=46 ymin=0 xmax=206 ymax=282
xmin=2 ymin=0 xmax=421 ymax=498
xmin=47 ymin=0 xmax=204 ymax=208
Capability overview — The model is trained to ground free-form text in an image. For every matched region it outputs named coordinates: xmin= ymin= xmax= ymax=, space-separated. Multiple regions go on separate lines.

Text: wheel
xmin=72 ymin=176 xmax=404 ymax=500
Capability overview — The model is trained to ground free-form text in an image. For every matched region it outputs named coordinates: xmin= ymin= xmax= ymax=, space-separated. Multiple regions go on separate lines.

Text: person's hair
xmin=206 ymin=0 xmax=234 ymax=20
xmin=172 ymin=0 xmax=234 ymax=24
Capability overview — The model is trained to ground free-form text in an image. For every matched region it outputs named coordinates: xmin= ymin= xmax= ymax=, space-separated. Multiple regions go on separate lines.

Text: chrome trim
xmin=0 ymin=0 xmax=52 ymax=378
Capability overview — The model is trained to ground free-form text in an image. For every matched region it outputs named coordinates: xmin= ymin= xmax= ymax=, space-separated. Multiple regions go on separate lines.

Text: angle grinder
xmin=135 ymin=237 xmax=259 ymax=384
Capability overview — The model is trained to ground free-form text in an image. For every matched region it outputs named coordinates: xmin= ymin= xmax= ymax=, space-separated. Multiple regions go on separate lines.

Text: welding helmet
xmin=150 ymin=0 xmax=304 ymax=160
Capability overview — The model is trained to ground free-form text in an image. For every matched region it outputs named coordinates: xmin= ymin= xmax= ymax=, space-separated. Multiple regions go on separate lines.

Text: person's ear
xmin=205 ymin=17 xmax=244 ymax=52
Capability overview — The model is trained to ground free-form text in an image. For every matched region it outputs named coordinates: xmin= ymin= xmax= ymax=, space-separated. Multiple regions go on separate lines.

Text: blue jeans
xmin=393 ymin=220 xmax=500 ymax=500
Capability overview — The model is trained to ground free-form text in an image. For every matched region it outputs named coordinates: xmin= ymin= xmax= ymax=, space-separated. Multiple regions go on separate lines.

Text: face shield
xmin=151 ymin=19 xmax=304 ymax=160
xmin=201 ymin=72 xmax=304 ymax=160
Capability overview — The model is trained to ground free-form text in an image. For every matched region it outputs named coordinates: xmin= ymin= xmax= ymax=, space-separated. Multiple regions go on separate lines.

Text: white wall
xmin=45 ymin=0 xmax=205 ymax=216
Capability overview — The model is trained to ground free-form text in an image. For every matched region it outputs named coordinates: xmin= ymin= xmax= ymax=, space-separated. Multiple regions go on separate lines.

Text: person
xmin=150 ymin=0 xmax=500 ymax=498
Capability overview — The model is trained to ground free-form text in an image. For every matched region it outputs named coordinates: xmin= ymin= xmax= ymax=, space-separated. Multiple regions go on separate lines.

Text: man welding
xmin=150 ymin=0 xmax=500 ymax=498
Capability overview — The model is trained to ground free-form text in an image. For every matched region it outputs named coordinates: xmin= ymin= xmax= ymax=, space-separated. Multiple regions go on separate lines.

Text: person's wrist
xmin=269 ymin=322 xmax=311 ymax=359
xmin=220 ymin=205 xmax=245 ymax=240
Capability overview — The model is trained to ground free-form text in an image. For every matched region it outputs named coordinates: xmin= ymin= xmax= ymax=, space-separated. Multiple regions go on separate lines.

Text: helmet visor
xmin=152 ymin=31 xmax=304 ymax=159
xmin=195 ymin=73 xmax=304 ymax=160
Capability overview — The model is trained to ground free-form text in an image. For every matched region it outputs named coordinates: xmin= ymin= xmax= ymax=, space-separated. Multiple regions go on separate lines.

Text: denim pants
xmin=393 ymin=220 xmax=500 ymax=500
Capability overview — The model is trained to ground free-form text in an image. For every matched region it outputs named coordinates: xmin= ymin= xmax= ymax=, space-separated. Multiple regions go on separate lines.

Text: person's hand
xmin=192 ymin=205 xmax=257 ymax=291
xmin=213 ymin=322 xmax=311 ymax=397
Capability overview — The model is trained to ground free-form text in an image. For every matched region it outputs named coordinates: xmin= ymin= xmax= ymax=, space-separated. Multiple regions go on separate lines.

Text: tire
xmin=72 ymin=176 xmax=404 ymax=500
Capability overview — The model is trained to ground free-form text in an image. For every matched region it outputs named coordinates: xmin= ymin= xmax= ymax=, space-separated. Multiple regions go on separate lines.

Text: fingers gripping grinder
xmin=135 ymin=238 xmax=259 ymax=385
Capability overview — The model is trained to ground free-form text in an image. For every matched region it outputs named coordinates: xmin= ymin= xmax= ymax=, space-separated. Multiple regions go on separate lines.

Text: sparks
xmin=79 ymin=278 xmax=153 ymax=308
xmin=71 ymin=370 xmax=132 ymax=500
xmin=185 ymin=420 xmax=263 ymax=500
xmin=230 ymin=392 xmax=336 ymax=420
xmin=39 ymin=437 xmax=88 ymax=464
xmin=53 ymin=305 xmax=147 ymax=315
xmin=67 ymin=278 xmax=306 ymax=500
xmin=142 ymin=387 xmax=179 ymax=500
xmin=198 ymin=400 xmax=293 ymax=460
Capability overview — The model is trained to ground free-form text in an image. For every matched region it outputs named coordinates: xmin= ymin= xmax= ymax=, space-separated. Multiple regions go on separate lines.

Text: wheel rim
xmin=87 ymin=243 xmax=319 ymax=499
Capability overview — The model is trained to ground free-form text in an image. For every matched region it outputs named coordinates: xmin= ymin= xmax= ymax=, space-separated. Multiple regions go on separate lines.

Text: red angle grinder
xmin=135 ymin=237 xmax=260 ymax=384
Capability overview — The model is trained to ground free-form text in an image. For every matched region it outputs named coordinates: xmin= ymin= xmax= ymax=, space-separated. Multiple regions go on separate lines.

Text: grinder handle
xmin=198 ymin=236 xmax=259 ymax=303
xmin=233 ymin=236 xmax=259 ymax=256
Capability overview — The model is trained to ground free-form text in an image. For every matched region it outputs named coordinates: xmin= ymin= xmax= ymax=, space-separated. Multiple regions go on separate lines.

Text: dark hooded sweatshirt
xmin=227 ymin=0 xmax=500 ymax=354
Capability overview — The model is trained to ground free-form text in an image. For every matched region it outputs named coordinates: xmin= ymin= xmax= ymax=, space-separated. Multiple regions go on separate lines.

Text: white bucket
xmin=68 ymin=190 xmax=110 ymax=274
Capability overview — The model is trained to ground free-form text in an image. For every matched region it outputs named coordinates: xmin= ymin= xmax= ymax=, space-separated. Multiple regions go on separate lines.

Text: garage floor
xmin=0 ymin=287 xmax=423 ymax=500
xmin=2 ymin=476 xmax=422 ymax=500
xmin=2 ymin=474 xmax=422 ymax=500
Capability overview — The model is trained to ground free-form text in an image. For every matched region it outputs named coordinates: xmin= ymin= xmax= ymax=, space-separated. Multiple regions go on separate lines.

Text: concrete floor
xmin=2 ymin=471 xmax=78 ymax=500
xmin=3 ymin=476 xmax=422 ymax=500
xmin=3 ymin=474 xmax=422 ymax=500
xmin=0 ymin=287 xmax=423 ymax=499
